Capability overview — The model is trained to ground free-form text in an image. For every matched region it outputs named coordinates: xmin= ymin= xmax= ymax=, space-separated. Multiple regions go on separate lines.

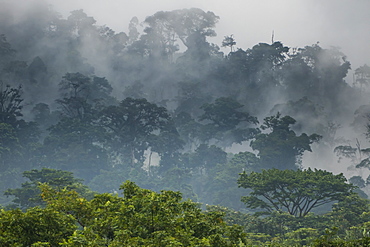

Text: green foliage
xmin=230 ymin=151 xmax=260 ymax=172
xmin=282 ymin=44 xmax=352 ymax=116
xmin=206 ymin=206 xmax=330 ymax=246
xmin=311 ymin=225 xmax=370 ymax=246
xmin=150 ymin=128 xmax=185 ymax=172
xmin=43 ymin=117 xmax=108 ymax=179
xmin=284 ymin=227 xmax=319 ymax=246
xmin=0 ymin=207 xmax=76 ymax=246
xmin=251 ymin=113 xmax=321 ymax=170
xmin=173 ymin=111 xmax=208 ymax=149
xmin=199 ymin=97 xmax=258 ymax=146
xmin=0 ymin=181 xmax=248 ymax=246
xmin=57 ymin=73 xmax=115 ymax=118
xmin=99 ymin=97 xmax=176 ymax=166
xmin=200 ymin=97 xmax=257 ymax=131
xmin=56 ymin=73 xmax=115 ymax=120
xmin=199 ymin=152 xmax=259 ymax=210
xmin=1 ymin=171 xmax=370 ymax=246
xmin=329 ymin=193 xmax=370 ymax=231
xmin=190 ymin=144 xmax=227 ymax=170
xmin=238 ymin=168 xmax=354 ymax=217
xmin=0 ymin=84 xmax=44 ymax=204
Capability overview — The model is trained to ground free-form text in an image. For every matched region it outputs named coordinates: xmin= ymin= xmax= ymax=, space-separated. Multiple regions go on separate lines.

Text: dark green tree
xmin=250 ymin=113 xmax=321 ymax=170
xmin=238 ymin=168 xmax=355 ymax=217
xmin=57 ymin=72 xmax=115 ymax=120
xmin=220 ymin=42 xmax=289 ymax=112
xmin=150 ymin=128 xmax=185 ymax=172
xmin=281 ymin=44 xmax=352 ymax=117
xmin=202 ymin=151 xmax=260 ymax=210
xmin=43 ymin=73 xmax=114 ymax=179
xmin=0 ymin=83 xmax=41 ymax=175
xmin=175 ymin=81 xmax=212 ymax=120
xmin=189 ymin=144 xmax=227 ymax=171
xmin=99 ymin=97 xmax=174 ymax=166
xmin=43 ymin=117 xmax=108 ymax=180
xmin=173 ymin=111 xmax=206 ymax=150
xmin=200 ymin=97 xmax=257 ymax=131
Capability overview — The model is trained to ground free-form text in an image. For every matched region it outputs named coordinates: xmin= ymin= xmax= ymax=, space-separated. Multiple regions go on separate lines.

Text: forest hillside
xmin=1 ymin=2 xmax=370 ymax=245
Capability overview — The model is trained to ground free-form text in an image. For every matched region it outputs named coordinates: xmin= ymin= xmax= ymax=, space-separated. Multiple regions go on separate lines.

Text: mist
xmin=1 ymin=0 xmax=370 ymax=210
xmin=45 ymin=0 xmax=370 ymax=70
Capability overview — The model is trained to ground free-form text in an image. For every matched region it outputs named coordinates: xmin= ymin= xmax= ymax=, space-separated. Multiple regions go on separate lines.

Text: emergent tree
xmin=238 ymin=168 xmax=355 ymax=217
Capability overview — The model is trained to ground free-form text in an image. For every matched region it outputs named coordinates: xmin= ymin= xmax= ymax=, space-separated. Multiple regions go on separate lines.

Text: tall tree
xmin=0 ymin=83 xmax=23 ymax=125
xmin=220 ymin=42 xmax=289 ymax=113
xmin=56 ymin=72 xmax=115 ymax=120
xmin=199 ymin=97 xmax=258 ymax=146
xmin=0 ymin=84 xmax=40 ymax=173
xmin=43 ymin=117 xmax=108 ymax=180
xmin=99 ymin=97 xmax=174 ymax=166
xmin=250 ymin=113 xmax=321 ymax=170
xmin=42 ymin=73 xmax=114 ymax=179
xmin=281 ymin=44 xmax=352 ymax=116
xmin=238 ymin=168 xmax=355 ymax=217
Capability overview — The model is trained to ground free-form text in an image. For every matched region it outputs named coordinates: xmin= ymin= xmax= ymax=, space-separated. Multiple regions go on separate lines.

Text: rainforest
xmin=1 ymin=1 xmax=370 ymax=246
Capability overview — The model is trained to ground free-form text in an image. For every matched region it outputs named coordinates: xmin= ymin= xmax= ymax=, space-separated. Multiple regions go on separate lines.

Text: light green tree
xmin=9 ymin=181 xmax=247 ymax=246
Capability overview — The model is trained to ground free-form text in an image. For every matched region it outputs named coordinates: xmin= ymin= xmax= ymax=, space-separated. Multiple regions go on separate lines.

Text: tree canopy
xmin=98 ymin=97 xmax=176 ymax=166
xmin=238 ymin=168 xmax=355 ymax=217
xmin=0 ymin=181 xmax=247 ymax=246
xmin=1 ymin=4 xmax=370 ymax=245
xmin=250 ymin=113 xmax=321 ymax=170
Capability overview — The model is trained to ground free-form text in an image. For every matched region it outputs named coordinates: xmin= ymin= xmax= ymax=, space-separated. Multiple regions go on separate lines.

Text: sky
xmin=42 ymin=0 xmax=370 ymax=72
